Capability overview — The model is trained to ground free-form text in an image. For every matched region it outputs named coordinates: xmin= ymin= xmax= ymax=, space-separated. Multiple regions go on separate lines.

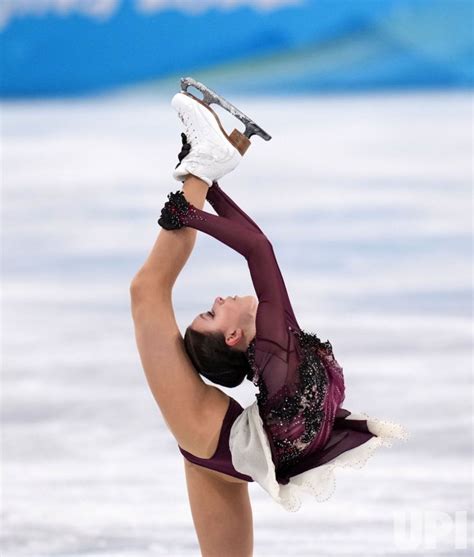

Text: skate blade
xmin=180 ymin=77 xmax=272 ymax=155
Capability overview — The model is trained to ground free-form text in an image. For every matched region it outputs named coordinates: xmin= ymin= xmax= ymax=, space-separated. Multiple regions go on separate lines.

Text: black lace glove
xmin=175 ymin=132 xmax=191 ymax=169
xmin=157 ymin=190 xmax=191 ymax=230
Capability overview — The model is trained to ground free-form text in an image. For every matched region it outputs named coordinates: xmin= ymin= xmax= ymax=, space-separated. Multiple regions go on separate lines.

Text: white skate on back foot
xmin=172 ymin=92 xmax=244 ymax=187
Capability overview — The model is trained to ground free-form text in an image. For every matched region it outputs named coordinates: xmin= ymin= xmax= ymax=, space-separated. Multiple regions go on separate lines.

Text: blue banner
xmin=1 ymin=0 xmax=472 ymax=97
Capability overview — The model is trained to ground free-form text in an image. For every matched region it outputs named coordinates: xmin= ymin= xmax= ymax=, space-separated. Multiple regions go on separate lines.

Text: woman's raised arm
xmin=206 ymin=182 xmax=300 ymax=331
xmin=157 ymin=187 xmax=294 ymax=359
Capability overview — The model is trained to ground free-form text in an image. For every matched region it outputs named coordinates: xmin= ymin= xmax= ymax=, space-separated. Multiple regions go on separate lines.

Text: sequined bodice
xmin=246 ymin=327 xmax=344 ymax=470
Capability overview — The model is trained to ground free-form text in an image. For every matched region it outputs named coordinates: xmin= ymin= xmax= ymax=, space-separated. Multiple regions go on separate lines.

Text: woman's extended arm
xmin=157 ymin=186 xmax=296 ymax=371
xmin=206 ymin=183 xmax=300 ymax=332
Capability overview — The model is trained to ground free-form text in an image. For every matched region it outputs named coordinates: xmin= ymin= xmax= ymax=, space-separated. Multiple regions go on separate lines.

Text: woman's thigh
xmin=183 ymin=459 xmax=253 ymax=557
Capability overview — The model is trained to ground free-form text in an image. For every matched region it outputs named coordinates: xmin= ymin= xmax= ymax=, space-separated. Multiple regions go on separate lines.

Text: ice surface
xmin=1 ymin=91 xmax=472 ymax=555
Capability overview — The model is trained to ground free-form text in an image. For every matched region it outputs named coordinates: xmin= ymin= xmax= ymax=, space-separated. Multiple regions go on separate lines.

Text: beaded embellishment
xmin=245 ymin=338 xmax=259 ymax=384
xmin=245 ymin=328 xmax=334 ymax=471
xmin=157 ymin=190 xmax=205 ymax=230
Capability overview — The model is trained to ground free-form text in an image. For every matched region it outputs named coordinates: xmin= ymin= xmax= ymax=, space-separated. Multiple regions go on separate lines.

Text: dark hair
xmin=183 ymin=326 xmax=251 ymax=388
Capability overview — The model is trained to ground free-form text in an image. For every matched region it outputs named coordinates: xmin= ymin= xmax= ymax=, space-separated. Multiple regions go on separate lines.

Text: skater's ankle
xmin=183 ymin=175 xmax=209 ymax=189
xmin=182 ymin=176 xmax=208 ymax=209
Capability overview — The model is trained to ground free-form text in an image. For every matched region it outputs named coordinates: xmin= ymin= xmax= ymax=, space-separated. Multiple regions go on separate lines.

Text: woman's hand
xmin=175 ymin=132 xmax=191 ymax=169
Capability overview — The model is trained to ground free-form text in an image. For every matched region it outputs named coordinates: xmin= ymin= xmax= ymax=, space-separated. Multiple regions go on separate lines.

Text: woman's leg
xmin=184 ymin=459 xmax=253 ymax=557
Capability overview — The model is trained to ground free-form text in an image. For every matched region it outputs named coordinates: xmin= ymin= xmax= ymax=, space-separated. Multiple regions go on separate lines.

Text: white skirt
xmin=229 ymin=400 xmax=410 ymax=512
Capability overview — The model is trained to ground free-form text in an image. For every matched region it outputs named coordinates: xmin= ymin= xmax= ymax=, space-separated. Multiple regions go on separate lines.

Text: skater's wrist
xmin=158 ymin=190 xmax=192 ymax=230
xmin=205 ymin=181 xmax=220 ymax=204
xmin=157 ymin=186 xmax=208 ymax=230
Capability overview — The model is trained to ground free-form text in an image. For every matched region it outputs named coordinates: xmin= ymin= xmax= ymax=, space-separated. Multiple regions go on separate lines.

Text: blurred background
xmin=1 ymin=1 xmax=472 ymax=556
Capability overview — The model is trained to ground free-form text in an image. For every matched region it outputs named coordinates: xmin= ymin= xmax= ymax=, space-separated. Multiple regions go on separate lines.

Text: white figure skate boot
xmin=172 ymin=92 xmax=243 ymax=187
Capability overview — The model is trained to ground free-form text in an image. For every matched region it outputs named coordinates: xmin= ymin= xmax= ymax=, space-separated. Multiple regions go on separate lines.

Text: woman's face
xmin=190 ymin=294 xmax=258 ymax=348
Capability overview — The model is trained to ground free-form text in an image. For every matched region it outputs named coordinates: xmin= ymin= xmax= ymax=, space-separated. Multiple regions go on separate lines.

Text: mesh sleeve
xmin=207 ymin=183 xmax=300 ymax=331
xmin=158 ymin=188 xmax=295 ymax=396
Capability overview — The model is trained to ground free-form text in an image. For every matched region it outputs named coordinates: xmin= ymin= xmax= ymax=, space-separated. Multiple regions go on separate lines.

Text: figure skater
xmin=130 ymin=92 xmax=409 ymax=556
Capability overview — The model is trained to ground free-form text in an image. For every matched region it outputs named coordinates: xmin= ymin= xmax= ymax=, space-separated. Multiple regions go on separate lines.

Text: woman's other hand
xmin=175 ymin=132 xmax=191 ymax=169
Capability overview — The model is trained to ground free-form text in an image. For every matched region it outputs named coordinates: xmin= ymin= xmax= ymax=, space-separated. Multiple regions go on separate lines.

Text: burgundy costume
xmin=159 ymin=183 xmax=377 ymax=485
